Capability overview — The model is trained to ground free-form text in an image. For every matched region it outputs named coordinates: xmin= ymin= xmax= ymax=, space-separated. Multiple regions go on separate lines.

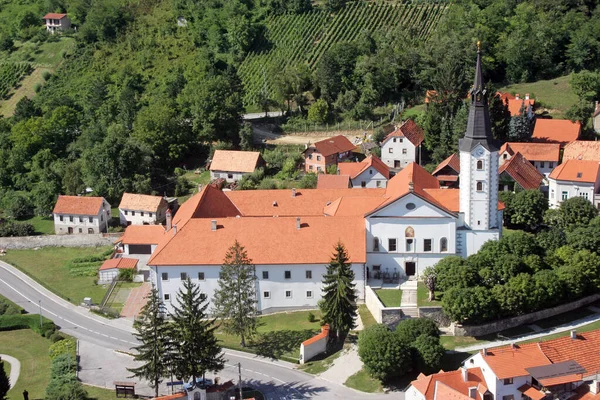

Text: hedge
xmin=0 ymin=314 xmax=56 ymax=336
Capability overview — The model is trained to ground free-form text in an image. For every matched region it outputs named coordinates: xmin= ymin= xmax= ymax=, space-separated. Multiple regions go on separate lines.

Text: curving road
xmin=0 ymin=260 xmax=397 ymax=399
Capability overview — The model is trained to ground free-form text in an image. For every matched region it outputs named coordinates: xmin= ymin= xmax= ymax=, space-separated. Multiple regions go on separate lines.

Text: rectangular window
xmin=59 ymin=216 xmax=63 ymax=222
xmin=551 ymin=190 xmax=554 ymax=199
xmin=101 ymin=214 xmax=104 ymax=222
xmin=88 ymin=228 xmax=94 ymax=234
xmin=393 ymin=138 xmax=397 ymax=143
xmin=69 ymin=216 xmax=73 ymax=222
xmin=306 ymin=270 xmax=312 ymax=279
xmin=503 ymin=378 xmax=513 ymax=385
xmin=164 ymin=293 xmax=170 ymax=301
xmin=361 ymin=181 xmax=366 ymax=187
xmin=161 ymin=272 xmax=168 ymax=281
xmin=262 ymin=271 xmax=269 ymax=279
xmin=502 ymin=395 xmax=514 ymax=400
xmin=309 ymin=154 xmax=313 ymax=160
xmin=376 ymin=181 xmax=381 ymax=188
xmin=317 ymin=155 xmax=321 ymax=161
xmin=141 ymin=212 xmax=145 ymax=217
xmin=549 ymin=162 xmax=554 ymax=168
xmin=562 ymin=191 xmax=569 ymax=200
xmin=78 ymin=228 xmax=82 ymax=233
xmin=263 ymin=291 xmax=270 ymax=299
xmin=402 ymin=148 xmax=407 ymax=154
xmin=89 ymin=216 xmax=93 ymax=223
xmin=309 ymin=165 xmax=313 ymax=170
xmin=406 ymin=239 xmax=414 ymax=252
xmin=373 ymin=237 xmax=379 ymax=252
xmin=285 ymin=271 xmax=291 ymax=279
xmin=285 ymin=290 xmax=292 ymax=298
xmin=424 ymin=239 xmax=432 ymax=252
xmin=388 ymin=238 xmax=397 ymax=252
xmin=580 ymin=192 xmax=589 ymax=200
xmin=132 ymin=211 xmax=135 ymax=216
xmin=540 ymin=161 xmax=546 ymax=168
xmin=198 ymin=272 xmax=205 ymax=280
xmin=200 ymin=293 xmax=207 ymax=301
xmin=317 ymin=166 xmax=322 ymax=172
xmin=306 ymin=291 xmax=313 ymax=298
xmin=228 ymin=173 xmax=233 ymax=179
xmin=389 ymin=148 xmax=393 ymax=153
xmin=399 ymin=138 xmax=403 ymax=143
xmin=149 ymin=213 xmax=153 ymax=217
xmin=180 ymin=272 xmax=187 ymax=280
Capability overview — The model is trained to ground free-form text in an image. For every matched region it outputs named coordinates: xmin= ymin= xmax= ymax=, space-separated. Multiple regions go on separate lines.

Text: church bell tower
xmin=459 ymin=44 xmax=500 ymax=230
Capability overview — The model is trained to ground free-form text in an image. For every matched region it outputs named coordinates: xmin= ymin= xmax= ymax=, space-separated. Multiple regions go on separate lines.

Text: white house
xmin=209 ymin=150 xmax=263 ymax=182
xmin=338 ymin=155 xmax=390 ymax=188
xmin=548 ymin=159 xmax=600 ymax=209
xmin=98 ymin=257 xmax=138 ymax=283
xmin=380 ymin=119 xmax=424 ymax=170
xmin=52 ymin=195 xmax=111 ymax=235
xmin=118 ymin=193 xmax=168 ymax=226
xmin=42 ymin=13 xmax=71 ymax=33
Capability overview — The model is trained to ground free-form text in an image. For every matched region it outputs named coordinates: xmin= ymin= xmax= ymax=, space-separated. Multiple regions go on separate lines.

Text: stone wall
xmin=419 ymin=306 xmax=451 ymax=327
xmin=453 ymin=293 xmax=600 ymax=337
xmin=381 ymin=307 xmax=404 ymax=330
xmin=365 ymin=286 xmax=404 ymax=328
xmin=0 ymin=234 xmax=117 ymax=249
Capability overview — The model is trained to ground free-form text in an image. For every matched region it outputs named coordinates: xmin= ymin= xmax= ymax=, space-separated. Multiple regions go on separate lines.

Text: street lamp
xmin=39 ymin=300 xmax=42 ymax=329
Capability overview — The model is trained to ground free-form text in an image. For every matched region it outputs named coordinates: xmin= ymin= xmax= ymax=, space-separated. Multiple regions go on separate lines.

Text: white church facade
xmin=118 ymin=51 xmax=502 ymax=314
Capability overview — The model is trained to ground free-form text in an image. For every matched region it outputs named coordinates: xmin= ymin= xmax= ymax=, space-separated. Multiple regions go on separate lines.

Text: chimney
xmin=461 ymin=366 xmax=468 ymax=382
xmin=570 ymin=330 xmax=577 ymax=339
xmin=296 ymin=217 xmax=301 ymax=230
xmin=198 ymin=184 xmax=203 ymax=193
xmin=515 ymin=93 xmax=520 ymax=100
xmin=408 ymin=181 xmax=414 ymax=192
xmin=211 ymin=220 xmax=217 ymax=231
xmin=166 ymin=209 xmax=172 ymax=231
xmin=511 ymin=343 xmax=516 ymax=349
xmin=483 ymin=348 xmax=487 ymax=356
xmin=591 ymin=378 xmax=599 ymax=394
xmin=525 ymin=93 xmax=530 ymax=100
xmin=173 ymin=225 xmax=177 ymax=235
xmin=292 ymin=188 xmax=296 ymax=198
xmin=272 ymin=201 xmax=278 ymax=207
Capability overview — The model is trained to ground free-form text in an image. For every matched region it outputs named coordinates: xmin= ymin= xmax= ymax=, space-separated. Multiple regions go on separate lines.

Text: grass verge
xmin=15 ymin=215 xmax=55 ymax=235
xmin=344 ymin=368 xmax=383 ymax=393
xmin=374 ymin=289 xmax=401 ymax=307
xmin=3 ymin=246 xmax=113 ymax=305
xmin=297 ymin=349 xmax=343 ymax=375
xmin=417 ymin=282 xmax=442 ymax=307
xmin=358 ymin=304 xmax=377 ymax=329
xmin=84 ymin=384 xmax=121 ymax=400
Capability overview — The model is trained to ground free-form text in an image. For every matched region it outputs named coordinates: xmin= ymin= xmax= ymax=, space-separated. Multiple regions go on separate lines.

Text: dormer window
xmin=577 ymin=172 xmax=583 ymax=178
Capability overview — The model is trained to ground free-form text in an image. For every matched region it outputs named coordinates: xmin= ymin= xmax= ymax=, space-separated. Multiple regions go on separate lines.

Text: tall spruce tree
xmin=0 ymin=356 xmax=9 ymax=400
xmin=213 ymin=240 xmax=258 ymax=347
xmin=320 ymin=241 xmax=358 ymax=341
xmin=508 ymin=102 xmax=531 ymax=141
xmin=127 ymin=286 xmax=171 ymax=398
xmin=170 ymin=277 xmax=224 ymax=383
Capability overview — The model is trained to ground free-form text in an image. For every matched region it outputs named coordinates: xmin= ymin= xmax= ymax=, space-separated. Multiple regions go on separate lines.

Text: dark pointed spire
xmin=459 ymin=42 xmax=500 ymax=153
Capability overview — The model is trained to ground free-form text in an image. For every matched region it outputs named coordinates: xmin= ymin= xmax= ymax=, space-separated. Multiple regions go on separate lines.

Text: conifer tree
xmin=320 ymin=241 xmax=358 ymax=341
xmin=508 ymin=102 xmax=531 ymax=141
xmin=170 ymin=277 xmax=224 ymax=383
xmin=0 ymin=356 xmax=8 ymax=400
xmin=127 ymin=286 xmax=171 ymax=398
xmin=213 ymin=240 xmax=258 ymax=347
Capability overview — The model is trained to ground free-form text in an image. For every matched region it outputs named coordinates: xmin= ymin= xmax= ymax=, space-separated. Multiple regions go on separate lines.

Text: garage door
xmin=129 ymin=244 xmax=152 ymax=254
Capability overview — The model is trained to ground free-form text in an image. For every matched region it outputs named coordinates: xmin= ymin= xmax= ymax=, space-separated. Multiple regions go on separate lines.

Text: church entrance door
xmin=405 ymin=262 xmax=416 ymax=277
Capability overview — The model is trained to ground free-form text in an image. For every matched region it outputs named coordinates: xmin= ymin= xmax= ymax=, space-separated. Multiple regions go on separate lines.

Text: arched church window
xmin=440 ymin=237 xmax=448 ymax=252
xmin=405 ymin=226 xmax=414 ymax=238
xmin=476 ymin=160 xmax=483 ymax=170
xmin=476 ymin=181 xmax=483 ymax=191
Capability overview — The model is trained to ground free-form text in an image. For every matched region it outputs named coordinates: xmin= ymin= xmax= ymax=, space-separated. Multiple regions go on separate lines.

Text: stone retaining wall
xmin=453 ymin=293 xmax=600 ymax=337
xmin=419 ymin=306 xmax=451 ymax=327
xmin=0 ymin=234 xmax=117 ymax=249
xmin=365 ymin=286 xmax=404 ymax=328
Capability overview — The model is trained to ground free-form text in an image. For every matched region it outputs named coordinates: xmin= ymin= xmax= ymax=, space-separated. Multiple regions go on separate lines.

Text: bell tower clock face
xmin=475 ymin=147 xmax=484 ymax=157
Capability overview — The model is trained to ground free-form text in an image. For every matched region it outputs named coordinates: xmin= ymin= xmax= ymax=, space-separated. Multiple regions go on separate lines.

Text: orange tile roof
xmin=539 ymin=330 xmax=600 ymax=378
xmin=432 ymin=153 xmax=460 ymax=176
xmin=317 ymin=174 xmax=351 ymax=189
xmin=53 ymin=196 xmax=106 ymax=215
xmin=436 ymin=175 xmax=459 ymax=182
xmin=410 ymin=368 xmax=488 ymax=400
xmin=507 ymin=98 xmax=535 ymax=116
xmin=209 ymin=150 xmax=262 ymax=173
xmin=119 ymin=193 xmax=166 ymax=212
xmin=434 ymin=382 xmax=472 ymax=399
xmin=549 ymin=159 xmax=600 ymax=183
xmin=563 ymin=140 xmax=600 ymax=161
xmin=533 ymin=119 xmax=581 ymax=145
xmin=503 ymin=142 xmax=561 ymax=162
xmin=497 ymin=92 xmax=515 ymax=102
xmin=537 ymin=373 xmax=582 ymax=387
xmin=43 ymin=13 xmax=67 ymax=19
xmin=323 ymin=196 xmax=387 ymax=216
xmin=302 ymin=324 xmax=329 ymax=346
xmin=151 ymin=393 xmax=186 ymax=400
xmin=480 ymin=343 xmax=551 ymax=379
xmin=173 ymin=185 xmax=241 ymax=227
xmin=572 ymin=385 xmax=600 ymax=400
xmin=119 ymin=225 xmax=167 ymax=245
xmin=225 ymin=188 xmax=385 ymax=217
xmin=99 ymin=257 xmax=138 ymax=271
xmin=424 ymin=90 xmax=438 ymax=104
xmin=338 ymin=155 xmax=390 ymax=179
xmin=517 ymin=384 xmax=546 ymax=400
xmin=383 ymin=119 xmax=425 ymax=147
xmin=498 ymin=152 xmax=544 ymax=190
xmin=309 ymin=135 xmax=356 ymax=157
xmin=423 ymin=189 xmax=460 ymax=212
xmin=148 ymin=216 xmax=366 ymax=266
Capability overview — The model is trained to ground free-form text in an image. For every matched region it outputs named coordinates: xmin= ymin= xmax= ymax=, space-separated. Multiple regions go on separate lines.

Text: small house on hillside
xmin=338 ymin=155 xmax=390 ymax=188
xmin=380 ymin=119 xmax=424 ymax=170
xmin=548 ymin=159 xmax=600 ymax=209
xmin=304 ymin=135 xmax=356 ymax=173
xmin=53 ymin=195 xmax=111 ymax=234
xmin=532 ymin=119 xmax=581 ymax=146
xmin=209 ymin=150 xmax=263 ymax=182
xmin=119 ymin=193 xmax=168 ymax=226
xmin=42 ymin=13 xmax=71 ymax=33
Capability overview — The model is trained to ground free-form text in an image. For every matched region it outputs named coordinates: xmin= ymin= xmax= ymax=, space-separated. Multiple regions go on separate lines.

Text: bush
xmin=34 ymin=83 xmax=42 ymax=93
xmin=0 ymin=221 xmax=34 ymax=237
xmin=442 ymin=287 xmax=497 ymax=323
xmin=0 ymin=314 xmax=55 ymax=335
xmin=42 ymin=70 xmax=52 ymax=81
xmin=395 ymin=318 xmax=439 ymax=342
xmin=412 ymin=334 xmax=444 ymax=374
xmin=307 ymin=312 xmax=316 ymax=323
xmin=118 ymin=268 xmax=134 ymax=282
xmin=49 ymin=338 xmax=76 ymax=360
xmin=0 ymin=296 xmax=23 ymax=316
xmin=358 ymin=324 xmax=411 ymax=381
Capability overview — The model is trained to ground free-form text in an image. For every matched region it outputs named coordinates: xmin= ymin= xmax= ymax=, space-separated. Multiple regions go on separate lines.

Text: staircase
xmin=400 ymin=280 xmax=419 ymax=318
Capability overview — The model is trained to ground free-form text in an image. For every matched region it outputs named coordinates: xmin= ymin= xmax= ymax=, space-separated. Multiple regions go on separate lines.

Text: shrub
xmin=49 ymin=338 xmax=76 ymax=360
xmin=0 ymin=314 xmax=55 ymax=335
xmin=42 ymin=70 xmax=52 ymax=81
xmin=118 ymin=268 xmax=134 ymax=282
xmin=412 ymin=334 xmax=444 ymax=374
xmin=307 ymin=312 xmax=316 ymax=323
xmin=358 ymin=324 xmax=411 ymax=381
xmin=395 ymin=318 xmax=439 ymax=342
xmin=34 ymin=83 xmax=42 ymax=93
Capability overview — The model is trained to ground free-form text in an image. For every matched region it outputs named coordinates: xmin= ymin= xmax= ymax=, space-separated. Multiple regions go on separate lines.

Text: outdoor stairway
xmin=400 ymin=280 xmax=419 ymax=318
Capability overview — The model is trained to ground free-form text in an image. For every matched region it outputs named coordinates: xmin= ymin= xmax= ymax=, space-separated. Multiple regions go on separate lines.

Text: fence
xmin=282 ymin=120 xmax=378 ymax=134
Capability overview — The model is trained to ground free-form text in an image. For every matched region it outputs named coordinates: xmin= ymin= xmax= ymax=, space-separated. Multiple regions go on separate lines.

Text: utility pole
xmin=238 ymin=362 xmax=243 ymax=400
xmin=38 ymin=300 xmax=42 ymax=329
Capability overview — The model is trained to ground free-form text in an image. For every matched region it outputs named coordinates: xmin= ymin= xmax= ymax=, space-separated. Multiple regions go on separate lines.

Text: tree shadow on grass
xmin=251 ymin=329 xmax=318 ymax=360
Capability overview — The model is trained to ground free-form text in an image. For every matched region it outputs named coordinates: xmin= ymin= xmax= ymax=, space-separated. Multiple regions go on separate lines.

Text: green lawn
xmin=183 ymin=170 xmax=211 ymax=186
xmin=499 ymin=75 xmax=577 ymax=119
xmin=84 ymin=384 xmax=121 ymax=400
xmin=417 ymin=282 xmax=442 ymax=307
xmin=344 ymin=368 xmax=383 ymax=393
xmin=0 ymin=329 xmax=52 ymax=400
xmin=440 ymin=335 xmax=484 ymax=350
xmin=535 ymin=308 xmax=596 ymax=330
xmin=3 ymin=246 xmax=113 ymax=305
xmin=358 ymin=304 xmax=377 ymax=329
xmin=15 ymin=215 xmax=55 ymax=235
xmin=375 ymin=289 xmax=401 ymax=307
xmin=402 ymin=104 xmax=426 ymax=119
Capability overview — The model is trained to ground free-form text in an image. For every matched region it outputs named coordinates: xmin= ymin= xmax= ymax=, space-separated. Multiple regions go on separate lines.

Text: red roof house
xmin=304 ymin=135 xmax=356 ymax=173
xmin=532 ymin=119 xmax=581 ymax=146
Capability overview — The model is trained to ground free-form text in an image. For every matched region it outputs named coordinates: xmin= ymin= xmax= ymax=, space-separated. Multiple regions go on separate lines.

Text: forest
xmin=1 ymin=0 xmax=600 ymax=218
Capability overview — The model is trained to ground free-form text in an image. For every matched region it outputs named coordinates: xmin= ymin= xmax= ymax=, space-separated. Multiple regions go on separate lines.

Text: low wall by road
xmin=453 ymin=293 xmax=600 ymax=337
xmin=365 ymin=286 xmax=404 ymax=328
xmin=0 ymin=234 xmax=117 ymax=249
xmin=299 ymin=324 xmax=329 ymax=364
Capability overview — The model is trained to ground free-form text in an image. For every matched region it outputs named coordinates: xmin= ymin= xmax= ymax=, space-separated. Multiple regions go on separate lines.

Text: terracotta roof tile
xmin=209 ymin=150 xmax=262 ymax=173
xmin=423 ymin=189 xmax=460 ymax=212
xmin=503 ymin=142 xmax=561 ymax=162
xmin=173 ymin=185 xmax=241 ymax=227
xmin=434 ymin=382 xmax=472 ymax=399
xmin=119 ymin=193 xmax=166 ymax=212
xmin=539 ymin=330 xmax=600 ymax=378
xmin=99 ymin=257 xmax=138 ymax=271
xmin=324 ymin=196 xmax=387 ymax=216
xmin=549 ymin=159 xmax=600 ymax=183
xmin=498 ymin=152 xmax=544 ymax=190
xmin=317 ymin=174 xmax=351 ymax=189
xmin=517 ymin=384 xmax=546 ymax=400
xmin=151 ymin=393 xmax=186 ymax=400
xmin=148 ymin=216 xmax=366 ymax=266
xmin=53 ymin=196 xmax=106 ymax=215
xmin=480 ymin=343 xmax=551 ymax=379
xmin=309 ymin=135 xmax=356 ymax=157
xmin=119 ymin=225 xmax=167 ymax=245
xmin=533 ymin=119 xmax=581 ymax=145
xmin=42 ymin=13 xmax=67 ymax=19
xmin=410 ymin=368 xmax=488 ymax=400
xmin=432 ymin=153 xmax=460 ymax=176
xmin=563 ymin=141 xmax=600 ymax=161
xmin=507 ymin=98 xmax=535 ymax=116
xmin=338 ymin=155 xmax=390 ymax=180
xmin=302 ymin=325 xmax=329 ymax=346
xmin=383 ymin=119 xmax=425 ymax=147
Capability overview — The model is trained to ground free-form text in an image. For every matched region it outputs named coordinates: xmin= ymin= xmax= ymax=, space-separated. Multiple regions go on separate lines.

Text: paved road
xmin=0 ymin=261 xmax=398 ymax=399
xmin=0 ymin=354 xmax=20 ymax=389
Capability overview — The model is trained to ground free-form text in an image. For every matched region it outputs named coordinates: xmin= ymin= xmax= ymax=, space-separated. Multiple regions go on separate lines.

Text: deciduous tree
xmin=358 ymin=324 xmax=411 ymax=381
xmin=0 ymin=356 xmax=9 ymax=400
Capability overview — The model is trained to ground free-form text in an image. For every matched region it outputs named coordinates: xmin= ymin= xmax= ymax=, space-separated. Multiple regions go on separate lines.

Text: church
xmin=118 ymin=50 xmax=503 ymax=314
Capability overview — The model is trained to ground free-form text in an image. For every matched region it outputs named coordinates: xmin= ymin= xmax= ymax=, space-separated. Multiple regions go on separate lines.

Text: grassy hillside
xmin=239 ymin=1 xmax=447 ymax=105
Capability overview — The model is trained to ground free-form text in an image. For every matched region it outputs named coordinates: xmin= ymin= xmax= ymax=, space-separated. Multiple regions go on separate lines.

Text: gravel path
xmin=0 ymin=354 xmax=20 ymax=390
